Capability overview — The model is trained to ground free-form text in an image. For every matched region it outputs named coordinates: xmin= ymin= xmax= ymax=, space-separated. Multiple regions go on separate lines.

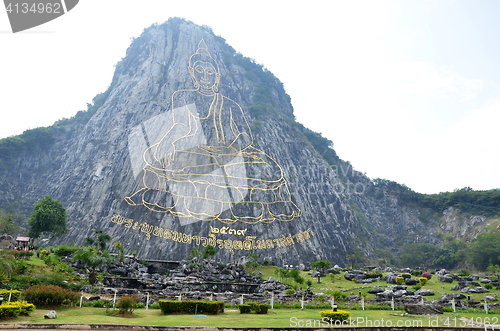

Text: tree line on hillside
xmin=373 ymin=180 xmax=500 ymax=218
xmin=355 ymin=232 xmax=500 ymax=272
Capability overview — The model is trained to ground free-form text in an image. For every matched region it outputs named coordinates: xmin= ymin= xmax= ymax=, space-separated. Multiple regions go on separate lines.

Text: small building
xmin=15 ymin=236 xmax=31 ymax=250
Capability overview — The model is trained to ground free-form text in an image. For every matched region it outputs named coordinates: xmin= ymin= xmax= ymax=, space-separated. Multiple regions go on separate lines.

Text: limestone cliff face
xmin=0 ymin=19 xmax=455 ymax=265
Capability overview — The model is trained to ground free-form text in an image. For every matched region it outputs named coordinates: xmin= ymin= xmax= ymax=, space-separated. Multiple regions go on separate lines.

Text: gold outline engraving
xmin=125 ymin=40 xmax=301 ymax=225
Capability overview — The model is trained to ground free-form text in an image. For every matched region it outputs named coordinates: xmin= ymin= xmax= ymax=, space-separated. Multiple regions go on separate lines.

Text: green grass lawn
xmin=4 ymin=306 xmax=499 ymax=328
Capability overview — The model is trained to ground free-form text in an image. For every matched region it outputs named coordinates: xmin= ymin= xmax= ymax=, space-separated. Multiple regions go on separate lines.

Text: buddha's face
xmin=191 ymin=61 xmax=219 ymax=90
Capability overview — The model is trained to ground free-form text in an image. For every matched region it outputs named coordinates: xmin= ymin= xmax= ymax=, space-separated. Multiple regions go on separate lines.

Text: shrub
xmin=158 ymin=300 xmax=224 ymax=315
xmin=43 ymin=254 xmax=62 ymax=267
xmin=39 ymin=250 xmax=49 ymax=260
xmin=0 ymin=289 xmax=22 ymax=302
xmin=0 ymin=301 xmax=36 ymax=319
xmin=395 ymin=277 xmax=405 ymax=285
xmin=92 ymin=299 xmax=105 ymax=308
xmin=117 ymin=294 xmax=140 ymax=313
xmin=412 ymin=270 xmax=422 ymax=277
xmin=22 ymin=284 xmax=79 ymax=307
xmin=413 ymin=285 xmax=422 ymax=291
xmin=422 ymin=272 xmax=432 ymax=279
xmin=458 ymin=270 xmax=470 ymax=277
xmin=319 ymin=309 xmax=350 ymax=321
xmin=327 ymin=290 xmax=348 ymax=302
xmin=135 ymin=303 xmax=145 ymax=309
xmin=365 ymin=271 xmax=383 ymax=279
xmin=247 ymin=302 xmax=269 ymax=314
xmin=238 ymin=304 xmax=251 ymax=314
xmin=12 ymin=259 xmax=28 ymax=274
xmin=400 ymin=273 xmax=411 ymax=279
xmin=11 ymin=251 xmax=34 ymax=260
xmin=484 ymin=283 xmax=493 ymax=290
xmin=419 ymin=277 xmax=428 ymax=286
xmin=263 ymin=259 xmax=270 ymax=266
xmin=285 ymin=289 xmax=294 ymax=295
xmin=306 ymin=280 xmax=312 ymax=287
xmin=492 ymin=277 xmax=499 ymax=282
xmin=150 ymin=303 xmax=161 ymax=309
xmin=53 ymin=245 xmax=80 ymax=257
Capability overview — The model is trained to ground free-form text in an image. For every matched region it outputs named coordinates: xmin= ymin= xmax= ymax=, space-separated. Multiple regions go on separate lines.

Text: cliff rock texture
xmin=2 ymin=19 xmax=493 ymax=265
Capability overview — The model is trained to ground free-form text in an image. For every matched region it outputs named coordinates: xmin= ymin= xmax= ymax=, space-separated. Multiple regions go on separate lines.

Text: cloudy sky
xmin=1 ymin=0 xmax=499 ymax=194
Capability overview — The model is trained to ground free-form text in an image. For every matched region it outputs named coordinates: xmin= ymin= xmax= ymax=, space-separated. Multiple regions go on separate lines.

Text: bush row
xmin=158 ymin=300 xmax=224 ymax=315
xmin=10 ymin=251 xmax=34 ymax=259
xmin=0 ymin=301 xmax=36 ymax=319
xmin=23 ymin=285 xmax=79 ymax=307
xmin=238 ymin=302 xmax=269 ymax=314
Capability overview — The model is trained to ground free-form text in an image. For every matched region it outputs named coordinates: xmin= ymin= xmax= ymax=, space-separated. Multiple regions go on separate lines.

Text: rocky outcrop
xmin=405 ymin=304 xmax=443 ymax=315
xmin=0 ymin=18 xmax=478 ymax=265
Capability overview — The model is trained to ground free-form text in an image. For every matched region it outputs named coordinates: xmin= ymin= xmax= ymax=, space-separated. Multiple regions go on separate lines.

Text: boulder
xmin=384 ymin=272 xmax=398 ymax=284
xmin=485 ymin=296 xmax=497 ymax=302
xmin=344 ymin=272 xmax=357 ymax=281
xmin=44 ymin=310 xmax=57 ymax=319
xmin=481 ymin=278 xmax=492 ymax=284
xmin=436 ymin=269 xmax=449 ymax=276
xmin=460 ymin=286 xmax=489 ymax=293
xmin=403 ymin=295 xmax=422 ymax=303
xmin=367 ymin=288 xmax=384 ymax=294
xmin=404 ymin=304 xmax=443 ymax=315
xmin=439 ymin=293 xmax=466 ymax=302
xmin=415 ymin=289 xmax=434 ymax=296
xmin=327 ymin=267 xmax=340 ymax=274
xmin=387 ymin=285 xmax=407 ymax=291
xmin=405 ymin=278 xmax=419 ymax=285
xmin=450 ymin=285 xmax=460 ymax=291
xmin=437 ymin=275 xmax=453 ymax=283
xmin=375 ymin=292 xmax=395 ymax=301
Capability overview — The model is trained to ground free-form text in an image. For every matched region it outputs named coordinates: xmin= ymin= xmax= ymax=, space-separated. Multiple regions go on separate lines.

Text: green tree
xmin=27 ymin=195 xmax=67 ymax=242
xmin=244 ymin=261 xmax=260 ymax=274
xmin=72 ymin=248 xmax=114 ymax=284
xmin=274 ymin=268 xmax=289 ymax=282
xmin=86 ymin=230 xmax=111 ymax=253
xmin=398 ymin=243 xmax=437 ymax=268
xmin=113 ymin=241 xmax=125 ymax=262
xmin=0 ymin=211 xmax=21 ymax=235
xmin=311 ymin=260 xmax=331 ymax=274
xmin=189 ymin=247 xmax=202 ymax=261
xmin=433 ymin=237 xmax=466 ymax=269
xmin=466 ymin=231 xmax=500 ymax=270
xmin=203 ymin=245 xmax=216 ymax=263
xmin=288 ymin=269 xmax=304 ymax=289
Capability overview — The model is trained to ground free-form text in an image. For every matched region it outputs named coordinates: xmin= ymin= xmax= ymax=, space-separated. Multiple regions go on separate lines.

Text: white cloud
xmin=386 ymin=61 xmax=483 ymax=101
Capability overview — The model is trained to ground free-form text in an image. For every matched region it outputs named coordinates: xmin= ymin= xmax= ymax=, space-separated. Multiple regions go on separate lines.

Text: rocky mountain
xmin=1 ymin=18 xmax=498 ymax=266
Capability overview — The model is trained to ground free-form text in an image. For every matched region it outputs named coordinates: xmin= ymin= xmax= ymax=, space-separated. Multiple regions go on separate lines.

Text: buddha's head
xmin=189 ymin=40 xmax=220 ymax=94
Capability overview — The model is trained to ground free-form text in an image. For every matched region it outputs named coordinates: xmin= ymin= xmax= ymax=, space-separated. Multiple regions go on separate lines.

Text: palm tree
xmin=0 ymin=249 xmax=14 ymax=281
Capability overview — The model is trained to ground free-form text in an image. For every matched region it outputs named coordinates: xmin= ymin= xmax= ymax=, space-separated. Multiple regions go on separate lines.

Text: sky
xmin=1 ymin=0 xmax=499 ymax=194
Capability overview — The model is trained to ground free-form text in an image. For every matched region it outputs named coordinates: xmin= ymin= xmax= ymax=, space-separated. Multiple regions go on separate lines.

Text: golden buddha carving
xmin=125 ymin=40 xmax=301 ymax=225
